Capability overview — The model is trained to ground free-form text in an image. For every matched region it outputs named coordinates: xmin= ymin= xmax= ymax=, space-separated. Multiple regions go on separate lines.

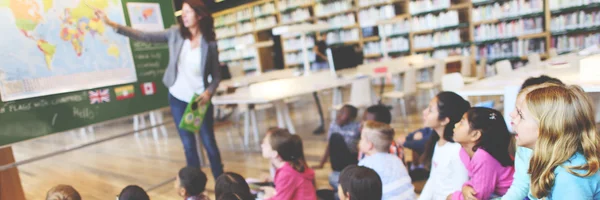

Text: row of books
xmin=237 ymin=8 xmax=252 ymax=21
xmin=284 ymin=36 xmax=315 ymax=51
xmin=254 ymin=2 xmax=276 ymax=17
xmin=472 ymin=0 xmax=543 ymax=23
xmin=219 ymin=49 xmax=258 ymax=62
xmin=255 ymin=16 xmax=278 ymax=30
xmin=228 ymin=59 xmax=258 ymax=72
xmin=278 ymin=0 xmax=313 ymax=11
xmin=215 ymin=13 xmax=236 ymax=27
xmin=363 ymin=37 xmax=411 ymax=55
xmin=318 ymin=13 xmax=356 ymax=28
xmin=549 ymin=0 xmax=600 ymax=11
xmin=413 ymin=29 xmax=462 ymax=49
xmin=409 ymin=0 xmax=451 ymax=15
xmin=475 ymin=39 xmax=546 ymax=61
xmin=379 ymin=19 xmax=411 ymax=37
xmin=281 ymin=8 xmax=311 ymax=24
xmin=358 ymin=5 xmax=396 ymax=25
xmin=552 ymin=33 xmax=600 ymax=54
xmin=285 ymin=51 xmax=316 ymax=65
xmin=411 ymin=10 xmax=459 ymax=32
xmin=217 ymin=34 xmax=255 ymax=51
xmin=358 ymin=0 xmax=394 ymax=7
xmin=430 ymin=47 xmax=470 ymax=59
xmin=216 ymin=26 xmax=236 ymax=39
xmin=315 ymin=0 xmax=353 ymax=17
xmin=326 ymin=29 xmax=360 ymax=44
xmin=550 ymin=10 xmax=600 ymax=32
xmin=237 ymin=21 xmax=254 ymax=34
xmin=474 ymin=17 xmax=544 ymax=42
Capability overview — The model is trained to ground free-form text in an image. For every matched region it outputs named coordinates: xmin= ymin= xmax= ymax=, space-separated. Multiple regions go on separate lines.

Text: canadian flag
xmin=142 ymin=82 xmax=156 ymax=96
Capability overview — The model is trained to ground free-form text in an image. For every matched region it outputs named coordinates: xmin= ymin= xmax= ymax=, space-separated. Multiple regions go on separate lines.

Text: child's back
xmin=274 ymin=162 xmax=317 ymax=200
xmin=358 ymin=152 xmax=415 ymax=200
xmin=453 ymin=148 xmax=514 ymax=199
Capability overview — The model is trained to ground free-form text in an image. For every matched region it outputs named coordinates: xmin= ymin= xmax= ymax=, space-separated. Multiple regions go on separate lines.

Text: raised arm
xmin=98 ymin=10 xmax=171 ymax=43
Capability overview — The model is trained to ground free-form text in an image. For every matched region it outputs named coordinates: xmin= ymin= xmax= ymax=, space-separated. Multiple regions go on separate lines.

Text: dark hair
xmin=268 ymin=129 xmax=308 ymax=173
xmin=465 ymin=107 xmax=514 ymax=167
xmin=520 ymin=75 xmax=564 ymax=91
xmin=342 ymin=104 xmax=359 ymax=120
xmin=180 ymin=0 xmax=216 ymax=41
xmin=215 ymin=172 xmax=253 ymax=200
xmin=420 ymin=91 xmax=471 ymax=169
xmin=218 ymin=192 xmax=245 ymax=200
xmin=338 ymin=165 xmax=382 ymax=200
xmin=178 ymin=166 xmax=208 ymax=196
xmin=366 ymin=105 xmax=392 ymax=124
xmin=118 ymin=185 xmax=149 ymax=200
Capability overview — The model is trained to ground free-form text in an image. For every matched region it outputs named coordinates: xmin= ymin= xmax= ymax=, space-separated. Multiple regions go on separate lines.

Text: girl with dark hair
xmin=118 ymin=185 xmax=150 ymax=200
xmin=418 ymin=91 xmax=471 ymax=200
xmin=215 ymin=172 xmax=254 ymax=200
xmin=98 ymin=0 xmax=223 ymax=179
xmin=260 ymin=128 xmax=316 ymax=200
xmin=337 ymin=165 xmax=382 ymax=200
xmin=449 ymin=107 xmax=514 ymax=199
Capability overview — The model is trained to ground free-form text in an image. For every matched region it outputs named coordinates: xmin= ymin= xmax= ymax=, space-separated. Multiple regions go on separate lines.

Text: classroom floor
xmin=10 ymin=87 xmax=597 ymax=200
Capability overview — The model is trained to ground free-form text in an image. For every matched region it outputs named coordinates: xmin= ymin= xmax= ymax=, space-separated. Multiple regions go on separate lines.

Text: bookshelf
xmin=213 ymin=0 xmax=600 ymax=74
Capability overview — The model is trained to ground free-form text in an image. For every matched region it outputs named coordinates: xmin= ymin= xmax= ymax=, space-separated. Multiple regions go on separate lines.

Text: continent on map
xmin=60 ymin=0 xmax=109 ymax=57
xmin=107 ymin=44 xmax=120 ymax=58
xmin=9 ymin=0 xmax=42 ymax=34
xmin=37 ymin=40 xmax=56 ymax=69
xmin=142 ymin=8 xmax=153 ymax=19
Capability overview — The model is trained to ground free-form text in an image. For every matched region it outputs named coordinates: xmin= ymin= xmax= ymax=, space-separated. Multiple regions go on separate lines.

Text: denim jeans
xmin=168 ymin=93 xmax=224 ymax=179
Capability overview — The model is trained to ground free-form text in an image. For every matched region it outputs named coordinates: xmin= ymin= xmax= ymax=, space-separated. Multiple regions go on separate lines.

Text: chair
xmin=332 ymin=76 xmax=376 ymax=111
xmin=417 ymin=60 xmax=444 ymax=100
xmin=383 ymin=68 xmax=417 ymax=125
xmin=441 ymin=72 xmax=465 ymax=92
xmin=494 ymin=60 xmax=513 ymax=76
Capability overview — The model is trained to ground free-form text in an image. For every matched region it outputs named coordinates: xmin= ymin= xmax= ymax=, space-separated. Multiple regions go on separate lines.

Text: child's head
xmin=363 ymin=105 xmax=392 ymax=124
xmin=453 ymin=107 xmax=513 ymax=167
xmin=514 ymin=85 xmax=599 ymax=198
xmin=215 ymin=172 xmax=253 ymax=200
xmin=261 ymin=128 xmax=307 ymax=172
xmin=420 ymin=91 xmax=470 ymax=168
xmin=358 ymin=120 xmax=394 ymax=155
xmin=337 ymin=105 xmax=358 ymax=125
xmin=46 ymin=185 xmax=81 ymax=200
xmin=174 ymin=166 xmax=207 ymax=198
xmin=118 ymin=185 xmax=150 ymax=200
xmin=520 ymin=75 xmax=564 ymax=91
xmin=337 ymin=165 xmax=382 ymax=200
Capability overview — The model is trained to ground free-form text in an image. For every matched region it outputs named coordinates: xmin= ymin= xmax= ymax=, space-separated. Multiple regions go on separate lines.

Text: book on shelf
xmin=472 ymin=0 xmax=544 ymax=23
xmin=409 ymin=0 xmax=451 ymax=15
xmin=474 ymin=17 xmax=544 ymax=42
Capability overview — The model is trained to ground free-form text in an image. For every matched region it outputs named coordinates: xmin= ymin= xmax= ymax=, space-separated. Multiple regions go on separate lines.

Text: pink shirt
xmin=452 ymin=148 xmax=514 ymax=200
xmin=269 ymin=162 xmax=317 ymax=200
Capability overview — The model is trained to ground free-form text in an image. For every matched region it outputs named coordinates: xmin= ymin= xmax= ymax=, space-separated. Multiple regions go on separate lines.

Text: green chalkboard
xmin=0 ymin=0 xmax=177 ymax=146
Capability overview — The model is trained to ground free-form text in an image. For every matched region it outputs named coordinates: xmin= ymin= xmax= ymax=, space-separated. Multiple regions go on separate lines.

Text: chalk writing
xmin=51 ymin=92 xmax=86 ymax=105
xmin=137 ymin=62 xmax=161 ymax=69
xmin=132 ymin=41 xmax=168 ymax=51
xmin=73 ymin=107 xmax=95 ymax=120
xmin=139 ymin=69 xmax=166 ymax=78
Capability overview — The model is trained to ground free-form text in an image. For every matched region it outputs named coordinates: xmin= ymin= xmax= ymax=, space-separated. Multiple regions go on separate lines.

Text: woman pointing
xmin=98 ymin=0 xmax=223 ymax=179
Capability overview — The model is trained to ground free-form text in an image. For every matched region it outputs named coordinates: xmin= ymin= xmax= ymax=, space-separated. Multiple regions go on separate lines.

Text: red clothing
xmin=268 ymin=162 xmax=317 ymax=200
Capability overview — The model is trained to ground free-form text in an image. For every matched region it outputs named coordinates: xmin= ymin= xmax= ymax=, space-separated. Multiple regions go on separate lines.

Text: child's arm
xmin=268 ymin=171 xmax=298 ymax=200
xmin=313 ymin=144 xmax=330 ymax=169
xmin=451 ymin=152 xmax=499 ymax=200
xmin=500 ymin=147 xmax=531 ymax=200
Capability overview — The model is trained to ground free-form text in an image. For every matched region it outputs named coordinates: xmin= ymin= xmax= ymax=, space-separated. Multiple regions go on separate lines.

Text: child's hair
xmin=465 ymin=107 xmax=513 ymax=167
xmin=365 ymin=105 xmax=392 ymax=124
xmin=338 ymin=165 xmax=382 ymax=200
xmin=520 ymin=75 xmax=564 ymax=91
xmin=118 ymin=185 xmax=150 ymax=200
xmin=215 ymin=172 xmax=253 ymax=200
xmin=268 ymin=128 xmax=308 ymax=173
xmin=341 ymin=104 xmax=359 ymax=120
xmin=524 ymin=85 xmax=599 ymax=198
xmin=46 ymin=185 xmax=81 ymax=200
xmin=178 ymin=166 xmax=208 ymax=197
xmin=218 ymin=192 xmax=247 ymax=200
xmin=362 ymin=120 xmax=394 ymax=152
xmin=420 ymin=91 xmax=471 ymax=169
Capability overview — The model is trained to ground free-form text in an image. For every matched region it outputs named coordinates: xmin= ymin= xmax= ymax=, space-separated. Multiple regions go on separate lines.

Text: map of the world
xmin=0 ymin=0 xmax=136 ymax=101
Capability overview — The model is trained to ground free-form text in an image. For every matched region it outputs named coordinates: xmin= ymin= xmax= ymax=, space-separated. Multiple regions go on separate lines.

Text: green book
xmin=179 ymin=94 xmax=211 ymax=133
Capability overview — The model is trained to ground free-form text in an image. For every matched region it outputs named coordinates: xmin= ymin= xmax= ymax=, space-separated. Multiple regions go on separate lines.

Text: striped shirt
xmin=359 ymin=152 xmax=416 ymax=200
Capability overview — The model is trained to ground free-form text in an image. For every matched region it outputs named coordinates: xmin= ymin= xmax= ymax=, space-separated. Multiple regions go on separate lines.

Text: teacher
xmin=98 ymin=0 xmax=223 ymax=179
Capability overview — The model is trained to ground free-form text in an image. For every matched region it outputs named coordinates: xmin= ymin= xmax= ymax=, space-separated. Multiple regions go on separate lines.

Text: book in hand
xmin=179 ymin=94 xmax=211 ymax=132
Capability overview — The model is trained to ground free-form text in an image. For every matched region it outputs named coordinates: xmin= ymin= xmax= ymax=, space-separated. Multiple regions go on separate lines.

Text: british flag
xmin=88 ymin=89 xmax=110 ymax=104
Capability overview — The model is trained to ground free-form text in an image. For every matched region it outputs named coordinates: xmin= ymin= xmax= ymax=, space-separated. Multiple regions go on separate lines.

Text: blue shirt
xmin=358 ymin=153 xmax=416 ymax=200
xmin=328 ymin=121 xmax=360 ymax=153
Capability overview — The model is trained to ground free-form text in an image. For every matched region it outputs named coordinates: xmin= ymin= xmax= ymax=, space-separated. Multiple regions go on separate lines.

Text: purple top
xmin=452 ymin=148 xmax=514 ymax=200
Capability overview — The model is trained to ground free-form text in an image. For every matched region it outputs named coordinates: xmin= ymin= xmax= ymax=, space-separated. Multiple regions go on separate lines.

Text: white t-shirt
xmin=419 ymin=142 xmax=469 ymax=200
xmin=169 ymin=39 xmax=205 ymax=103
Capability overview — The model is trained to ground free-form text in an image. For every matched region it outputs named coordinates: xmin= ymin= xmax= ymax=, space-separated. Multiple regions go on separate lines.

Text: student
xmin=358 ymin=120 xmax=415 ymax=200
xmin=46 ymin=185 xmax=81 ymax=200
xmin=418 ymin=92 xmax=471 ymax=200
xmin=313 ymin=105 xmax=360 ymax=190
xmin=215 ymin=172 xmax=254 ymax=200
xmin=175 ymin=167 xmax=210 ymax=200
xmin=118 ymin=185 xmax=150 ymax=200
xmin=450 ymin=107 xmax=514 ymax=200
xmin=363 ymin=105 xmax=392 ymax=124
xmin=461 ymin=76 xmax=565 ymax=200
xmin=337 ymin=165 xmax=383 ymax=200
xmin=217 ymin=192 xmax=244 ymax=200
xmin=510 ymin=84 xmax=600 ymax=199
xmin=260 ymin=128 xmax=317 ymax=200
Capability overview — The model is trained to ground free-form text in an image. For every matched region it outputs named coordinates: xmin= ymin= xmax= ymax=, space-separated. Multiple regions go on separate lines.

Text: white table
xmin=218 ymin=68 xmax=299 ymax=91
xmin=455 ymin=53 xmax=600 ymax=130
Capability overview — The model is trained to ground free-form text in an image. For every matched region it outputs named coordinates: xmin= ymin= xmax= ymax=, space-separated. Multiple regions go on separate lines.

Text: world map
xmin=0 ymin=0 xmax=137 ymax=101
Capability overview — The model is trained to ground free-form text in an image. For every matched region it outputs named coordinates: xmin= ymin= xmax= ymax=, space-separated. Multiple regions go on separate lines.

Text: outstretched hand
xmin=94 ymin=9 xmax=116 ymax=28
